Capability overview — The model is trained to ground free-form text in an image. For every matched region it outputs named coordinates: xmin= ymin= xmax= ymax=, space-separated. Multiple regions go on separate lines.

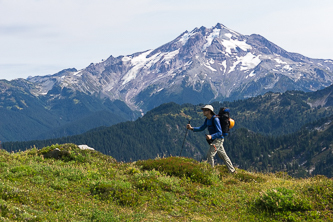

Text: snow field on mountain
xmin=179 ymin=30 xmax=196 ymax=45
xmin=239 ymin=53 xmax=261 ymax=71
xmin=203 ymin=28 xmax=221 ymax=50
xmin=228 ymin=53 xmax=261 ymax=74
xmin=274 ymin=58 xmax=287 ymax=64
xmin=247 ymin=70 xmax=256 ymax=78
xmin=204 ymin=64 xmax=217 ymax=72
xmin=121 ymin=49 xmax=180 ymax=85
xmin=204 ymin=60 xmax=217 ymax=72
xmin=163 ymin=49 xmax=180 ymax=61
xmin=221 ymin=33 xmax=252 ymax=54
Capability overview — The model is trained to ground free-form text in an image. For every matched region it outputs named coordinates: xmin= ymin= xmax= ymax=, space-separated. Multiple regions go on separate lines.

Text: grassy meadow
xmin=0 ymin=144 xmax=332 ymax=221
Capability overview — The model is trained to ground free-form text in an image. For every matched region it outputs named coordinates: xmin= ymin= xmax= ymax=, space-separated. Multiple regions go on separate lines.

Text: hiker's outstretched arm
xmin=193 ymin=120 xmax=207 ymax=132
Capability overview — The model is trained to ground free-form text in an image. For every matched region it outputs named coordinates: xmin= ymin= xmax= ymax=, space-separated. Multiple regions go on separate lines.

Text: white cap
xmin=201 ymin=105 xmax=215 ymax=113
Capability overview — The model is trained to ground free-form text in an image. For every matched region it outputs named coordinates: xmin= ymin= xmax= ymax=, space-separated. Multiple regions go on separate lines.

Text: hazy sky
xmin=1 ymin=0 xmax=332 ymax=80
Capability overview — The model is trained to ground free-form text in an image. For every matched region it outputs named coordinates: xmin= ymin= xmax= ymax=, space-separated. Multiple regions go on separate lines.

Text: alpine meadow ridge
xmin=1 ymin=144 xmax=332 ymax=221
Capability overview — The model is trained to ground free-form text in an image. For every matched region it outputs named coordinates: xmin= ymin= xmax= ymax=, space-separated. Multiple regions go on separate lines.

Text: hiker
xmin=186 ymin=105 xmax=236 ymax=173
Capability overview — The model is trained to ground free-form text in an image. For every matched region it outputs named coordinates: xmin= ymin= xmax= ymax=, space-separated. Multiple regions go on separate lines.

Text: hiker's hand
xmin=186 ymin=124 xmax=193 ymax=130
xmin=206 ymin=135 xmax=212 ymax=140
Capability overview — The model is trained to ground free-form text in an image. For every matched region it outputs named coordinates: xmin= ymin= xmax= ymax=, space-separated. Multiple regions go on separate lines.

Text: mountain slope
xmin=0 ymin=79 xmax=140 ymax=142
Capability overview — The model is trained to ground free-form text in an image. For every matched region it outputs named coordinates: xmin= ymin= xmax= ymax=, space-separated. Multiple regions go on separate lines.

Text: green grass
xmin=0 ymin=144 xmax=332 ymax=221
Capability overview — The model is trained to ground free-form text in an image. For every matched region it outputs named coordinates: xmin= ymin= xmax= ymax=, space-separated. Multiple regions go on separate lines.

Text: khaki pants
xmin=208 ymin=138 xmax=235 ymax=172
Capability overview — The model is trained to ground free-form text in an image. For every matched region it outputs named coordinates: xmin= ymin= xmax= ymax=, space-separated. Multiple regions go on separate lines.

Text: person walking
xmin=186 ymin=105 xmax=236 ymax=173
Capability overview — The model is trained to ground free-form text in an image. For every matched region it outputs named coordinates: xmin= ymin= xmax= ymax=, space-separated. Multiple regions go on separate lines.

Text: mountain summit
xmin=27 ymin=23 xmax=333 ymax=111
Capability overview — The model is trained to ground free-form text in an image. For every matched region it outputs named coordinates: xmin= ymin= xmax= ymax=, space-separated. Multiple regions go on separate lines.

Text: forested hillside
xmin=4 ymin=87 xmax=333 ymax=177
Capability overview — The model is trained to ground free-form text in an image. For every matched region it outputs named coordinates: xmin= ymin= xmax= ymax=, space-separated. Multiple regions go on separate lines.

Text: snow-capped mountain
xmin=28 ymin=23 xmax=333 ymax=111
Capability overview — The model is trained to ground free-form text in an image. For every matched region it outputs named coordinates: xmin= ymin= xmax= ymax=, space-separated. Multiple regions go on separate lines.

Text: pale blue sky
xmin=1 ymin=0 xmax=332 ymax=80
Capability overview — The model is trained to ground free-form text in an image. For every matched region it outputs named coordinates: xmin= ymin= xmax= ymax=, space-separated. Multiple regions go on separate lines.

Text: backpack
xmin=217 ymin=107 xmax=235 ymax=136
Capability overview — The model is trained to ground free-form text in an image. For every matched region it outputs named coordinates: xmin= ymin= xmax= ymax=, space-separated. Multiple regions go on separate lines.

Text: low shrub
xmin=50 ymin=178 xmax=69 ymax=190
xmin=8 ymin=165 xmax=37 ymax=178
xmin=61 ymin=168 xmax=85 ymax=182
xmin=136 ymin=157 xmax=213 ymax=185
xmin=155 ymin=192 xmax=177 ymax=209
xmin=157 ymin=176 xmax=183 ymax=192
xmin=126 ymin=167 xmax=140 ymax=175
xmin=215 ymin=165 xmax=229 ymax=178
xmin=90 ymin=180 xmax=139 ymax=207
xmin=30 ymin=175 xmax=45 ymax=185
xmin=234 ymin=172 xmax=266 ymax=183
xmin=88 ymin=150 xmax=117 ymax=164
xmin=97 ymin=168 xmax=116 ymax=180
xmin=90 ymin=209 xmax=120 ymax=221
xmin=31 ymin=164 xmax=53 ymax=176
xmin=275 ymin=171 xmax=292 ymax=180
xmin=0 ymin=183 xmax=29 ymax=204
xmin=38 ymin=143 xmax=92 ymax=163
xmin=224 ymin=179 xmax=238 ymax=185
xmin=253 ymin=187 xmax=311 ymax=213
xmin=132 ymin=170 xmax=184 ymax=192
xmin=132 ymin=171 xmax=160 ymax=191
xmin=303 ymin=177 xmax=333 ymax=210
xmin=26 ymin=147 xmax=38 ymax=156
xmin=0 ymin=199 xmax=38 ymax=221
xmin=0 ymin=162 xmax=8 ymax=168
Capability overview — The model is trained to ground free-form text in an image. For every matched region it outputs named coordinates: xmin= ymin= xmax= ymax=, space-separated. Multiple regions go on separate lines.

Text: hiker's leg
xmin=214 ymin=139 xmax=236 ymax=173
xmin=207 ymin=143 xmax=217 ymax=167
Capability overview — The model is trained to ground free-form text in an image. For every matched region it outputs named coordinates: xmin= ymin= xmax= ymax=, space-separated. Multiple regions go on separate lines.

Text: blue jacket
xmin=193 ymin=115 xmax=223 ymax=140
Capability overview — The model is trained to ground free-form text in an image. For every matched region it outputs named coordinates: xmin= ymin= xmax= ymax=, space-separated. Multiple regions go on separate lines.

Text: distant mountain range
xmin=1 ymin=23 xmax=333 ymax=142
xmin=26 ymin=23 xmax=333 ymax=111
